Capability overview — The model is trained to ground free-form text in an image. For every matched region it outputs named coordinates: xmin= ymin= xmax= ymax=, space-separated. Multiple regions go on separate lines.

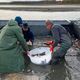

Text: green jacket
xmin=0 ymin=19 xmax=28 ymax=73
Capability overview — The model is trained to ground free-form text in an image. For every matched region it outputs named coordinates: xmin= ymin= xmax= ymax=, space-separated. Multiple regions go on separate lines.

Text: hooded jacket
xmin=15 ymin=16 xmax=22 ymax=27
xmin=0 ymin=19 xmax=28 ymax=73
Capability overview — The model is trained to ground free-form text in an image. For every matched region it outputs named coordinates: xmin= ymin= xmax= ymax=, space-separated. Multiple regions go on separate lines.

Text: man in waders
xmin=45 ymin=20 xmax=72 ymax=64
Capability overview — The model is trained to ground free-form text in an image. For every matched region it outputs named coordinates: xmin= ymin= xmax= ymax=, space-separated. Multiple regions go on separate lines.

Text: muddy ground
xmin=0 ymin=36 xmax=80 ymax=80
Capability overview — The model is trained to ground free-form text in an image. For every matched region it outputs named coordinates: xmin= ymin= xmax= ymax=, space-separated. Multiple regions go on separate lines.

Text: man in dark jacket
xmin=45 ymin=20 xmax=72 ymax=64
xmin=22 ymin=23 xmax=34 ymax=45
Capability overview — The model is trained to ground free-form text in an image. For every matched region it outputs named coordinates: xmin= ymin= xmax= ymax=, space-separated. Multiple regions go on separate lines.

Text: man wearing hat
xmin=15 ymin=16 xmax=23 ymax=27
xmin=45 ymin=20 xmax=72 ymax=64
xmin=22 ymin=23 xmax=34 ymax=50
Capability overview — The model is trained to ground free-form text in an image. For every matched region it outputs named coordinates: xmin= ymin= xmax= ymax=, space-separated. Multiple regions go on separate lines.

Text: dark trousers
xmin=52 ymin=42 xmax=72 ymax=60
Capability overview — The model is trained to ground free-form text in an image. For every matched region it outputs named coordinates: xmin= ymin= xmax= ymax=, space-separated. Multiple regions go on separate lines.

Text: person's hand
xmin=44 ymin=42 xmax=50 ymax=47
xmin=58 ymin=44 xmax=61 ymax=47
xmin=27 ymin=40 xmax=32 ymax=45
xmin=23 ymin=51 xmax=30 ymax=55
xmin=44 ymin=41 xmax=54 ymax=46
xmin=26 ymin=51 xmax=30 ymax=55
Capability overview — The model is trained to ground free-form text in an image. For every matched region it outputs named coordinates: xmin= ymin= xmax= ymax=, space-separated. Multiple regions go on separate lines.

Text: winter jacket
xmin=51 ymin=24 xmax=72 ymax=47
xmin=0 ymin=19 xmax=28 ymax=73
xmin=22 ymin=28 xmax=34 ymax=43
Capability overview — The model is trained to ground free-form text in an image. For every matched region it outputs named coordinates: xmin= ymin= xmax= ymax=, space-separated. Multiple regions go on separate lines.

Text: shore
xmin=0 ymin=9 xmax=80 ymax=20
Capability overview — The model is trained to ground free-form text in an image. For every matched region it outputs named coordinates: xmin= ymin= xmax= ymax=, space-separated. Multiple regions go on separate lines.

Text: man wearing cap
xmin=45 ymin=20 xmax=72 ymax=64
xmin=22 ymin=23 xmax=34 ymax=50
xmin=15 ymin=16 xmax=23 ymax=27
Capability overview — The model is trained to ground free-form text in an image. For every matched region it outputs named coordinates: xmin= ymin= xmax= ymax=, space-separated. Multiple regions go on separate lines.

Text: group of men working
xmin=0 ymin=16 xmax=72 ymax=73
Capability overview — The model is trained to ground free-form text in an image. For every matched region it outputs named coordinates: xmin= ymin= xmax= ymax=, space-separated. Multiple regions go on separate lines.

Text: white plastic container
xmin=28 ymin=47 xmax=52 ymax=65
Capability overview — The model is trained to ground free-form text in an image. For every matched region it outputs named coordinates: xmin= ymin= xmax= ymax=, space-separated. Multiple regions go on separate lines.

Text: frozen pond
xmin=0 ymin=9 xmax=80 ymax=20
